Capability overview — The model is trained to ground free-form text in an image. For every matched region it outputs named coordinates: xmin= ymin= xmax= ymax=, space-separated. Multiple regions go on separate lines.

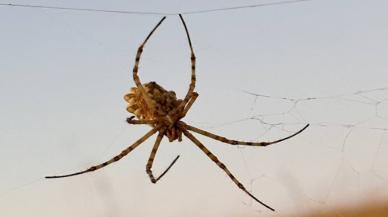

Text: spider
xmin=46 ymin=14 xmax=309 ymax=212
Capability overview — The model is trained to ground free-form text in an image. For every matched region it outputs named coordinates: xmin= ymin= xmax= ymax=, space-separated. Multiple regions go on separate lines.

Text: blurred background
xmin=0 ymin=0 xmax=387 ymax=216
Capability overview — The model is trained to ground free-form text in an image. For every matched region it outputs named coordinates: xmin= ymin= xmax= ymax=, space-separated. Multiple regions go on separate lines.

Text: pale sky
xmin=1 ymin=0 xmax=388 ymax=216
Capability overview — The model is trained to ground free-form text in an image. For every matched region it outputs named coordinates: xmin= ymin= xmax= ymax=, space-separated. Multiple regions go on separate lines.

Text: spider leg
xmin=181 ymin=128 xmax=275 ymax=211
xmin=126 ymin=116 xmax=156 ymax=125
xmin=45 ymin=127 xmax=160 ymax=179
xmin=181 ymin=122 xmax=309 ymax=147
xmin=146 ymin=129 xmax=180 ymax=183
xmin=168 ymin=14 xmax=196 ymax=118
xmin=179 ymin=14 xmax=196 ymax=103
xmin=133 ymin=16 xmax=166 ymax=112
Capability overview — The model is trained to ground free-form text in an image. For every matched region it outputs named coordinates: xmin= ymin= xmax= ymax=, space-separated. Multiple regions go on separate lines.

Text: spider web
xmin=197 ymin=86 xmax=388 ymax=215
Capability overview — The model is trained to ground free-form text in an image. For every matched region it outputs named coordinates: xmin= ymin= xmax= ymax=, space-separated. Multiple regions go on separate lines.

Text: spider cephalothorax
xmin=46 ymin=14 xmax=309 ymax=212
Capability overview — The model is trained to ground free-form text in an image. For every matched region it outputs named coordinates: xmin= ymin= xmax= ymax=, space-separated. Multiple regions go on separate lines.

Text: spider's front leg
xmin=132 ymin=16 xmax=167 ymax=113
xmin=178 ymin=14 xmax=197 ymax=108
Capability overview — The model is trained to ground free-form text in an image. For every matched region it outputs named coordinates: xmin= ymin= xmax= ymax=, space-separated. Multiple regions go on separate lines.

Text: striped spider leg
xmin=45 ymin=127 xmax=160 ymax=179
xmin=182 ymin=123 xmax=310 ymax=147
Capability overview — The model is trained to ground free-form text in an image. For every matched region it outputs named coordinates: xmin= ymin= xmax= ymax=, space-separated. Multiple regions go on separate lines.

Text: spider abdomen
xmin=124 ymin=82 xmax=183 ymax=120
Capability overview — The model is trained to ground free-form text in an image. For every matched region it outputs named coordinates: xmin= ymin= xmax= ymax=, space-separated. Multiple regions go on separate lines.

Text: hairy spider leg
xmin=132 ymin=16 xmax=166 ymax=113
xmin=179 ymin=14 xmax=196 ymax=103
xmin=181 ymin=128 xmax=275 ymax=211
xmin=146 ymin=129 xmax=180 ymax=183
xmin=168 ymin=14 xmax=196 ymax=118
xmin=125 ymin=119 xmax=180 ymax=181
xmin=183 ymin=123 xmax=309 ymax=147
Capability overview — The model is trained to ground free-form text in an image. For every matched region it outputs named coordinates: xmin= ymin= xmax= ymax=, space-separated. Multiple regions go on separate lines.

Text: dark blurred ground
xmin=289 ymin=199 xmax=388 ymax=217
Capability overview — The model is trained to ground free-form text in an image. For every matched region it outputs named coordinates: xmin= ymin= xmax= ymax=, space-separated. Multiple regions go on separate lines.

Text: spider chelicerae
xmin=46 ymin=14 xmax=309 ymax=212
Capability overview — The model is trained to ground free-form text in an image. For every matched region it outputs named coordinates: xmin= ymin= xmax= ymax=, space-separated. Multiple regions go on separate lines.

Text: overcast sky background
xmin=1 ymin=0 xmax=388 ymax=216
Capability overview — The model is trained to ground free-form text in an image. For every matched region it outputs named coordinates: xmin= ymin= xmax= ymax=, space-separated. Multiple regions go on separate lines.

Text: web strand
xmin=0 ymin=0 xmax=313 ymax=16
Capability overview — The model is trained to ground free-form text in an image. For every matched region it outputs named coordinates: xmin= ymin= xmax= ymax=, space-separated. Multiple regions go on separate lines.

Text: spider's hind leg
xmin=182 ymin=123 xmax=309 ymax=147
xmin=181 ymin=128 xmax=275 ymax=211
xmin=146 ymin=129 xmax=180 ymax=183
